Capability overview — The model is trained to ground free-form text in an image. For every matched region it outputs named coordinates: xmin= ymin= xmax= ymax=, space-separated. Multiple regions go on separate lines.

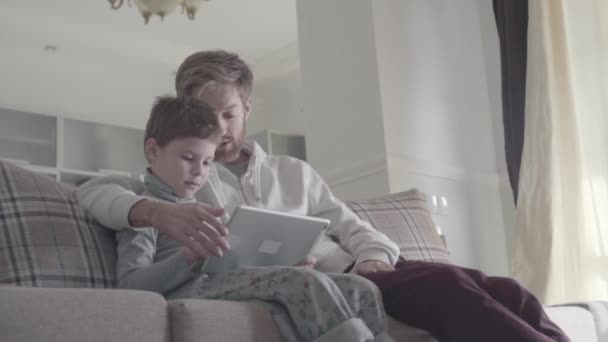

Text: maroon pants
xmin=363 ymin=260 xmax=570 ymax=342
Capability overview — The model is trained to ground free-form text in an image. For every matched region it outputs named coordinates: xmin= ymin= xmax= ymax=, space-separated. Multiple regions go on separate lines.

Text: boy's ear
xmin=243 ymin=96 xmax=252 ymax=121
xmin=144 ymin=138 xmax=159 ymax=161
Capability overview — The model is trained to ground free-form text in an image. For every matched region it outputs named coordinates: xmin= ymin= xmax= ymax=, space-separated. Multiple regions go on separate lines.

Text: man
xmin=77 ymin=50 xmax=569 ymax=342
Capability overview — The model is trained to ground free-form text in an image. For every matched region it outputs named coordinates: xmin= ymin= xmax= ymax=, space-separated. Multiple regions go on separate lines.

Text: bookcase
xmin=248 ymin=129 xmax=307 ymax=161
xmin=0 ymin=108 xmax=308 ymax=186
xmin=0 ymin=107 xmax=146 ymax=185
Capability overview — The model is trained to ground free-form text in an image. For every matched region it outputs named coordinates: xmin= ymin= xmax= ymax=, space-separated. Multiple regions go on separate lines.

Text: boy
xmin=115 ymin=95 xmax=394 ymax=342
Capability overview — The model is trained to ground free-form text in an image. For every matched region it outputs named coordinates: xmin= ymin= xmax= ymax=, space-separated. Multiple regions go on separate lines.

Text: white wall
xmin=371 ymin=0 xmax=509 ymax=275
xmin=373 ymin=0 xmax=499 ymax=173
xmin=330 ymin=171 xmax=391 ymax=201
xmin=296 ymin=0 xmax=390 ymax=199
xmin=295 ymin=0 xmax=511 ymax=275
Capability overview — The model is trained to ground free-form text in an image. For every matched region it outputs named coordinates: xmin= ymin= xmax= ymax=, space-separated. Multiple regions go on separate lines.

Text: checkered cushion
xmin=0 ymin=160 xmax=116 ymax=287
xmin=346 ymin=189 xmax=451 ymax=264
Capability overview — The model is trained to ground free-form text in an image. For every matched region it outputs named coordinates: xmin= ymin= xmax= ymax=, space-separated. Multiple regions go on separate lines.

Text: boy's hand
xmin=294 ymin=257 xmax=316 ymax=268
xmin=351 ymin=260 xmax=394 ymax=275
xmin=130 ymin=199 xmax=230 ymax=259
xmin=182 ymin=247 xmax=206 ymax=265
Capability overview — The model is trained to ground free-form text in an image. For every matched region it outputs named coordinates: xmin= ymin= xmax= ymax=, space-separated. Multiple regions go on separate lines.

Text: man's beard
xmin=215 ymin=127 xmax=246 ymax=163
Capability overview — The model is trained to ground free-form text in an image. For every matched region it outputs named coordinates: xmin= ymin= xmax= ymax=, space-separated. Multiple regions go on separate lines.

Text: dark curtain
xmin=493 ymin=0 xmax=528 ymax=204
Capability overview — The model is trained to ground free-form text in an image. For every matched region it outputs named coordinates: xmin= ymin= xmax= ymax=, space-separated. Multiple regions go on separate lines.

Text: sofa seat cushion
xmin=387 ymin=317 xmax=436 ymax=341
xmin=0 ymin=160 xmax=116 ymax=287
xmin=0 ymin=286 xmax=169 ymax=342
xmin=545 ymin=305 xmax=598 ymax=342
xmin=346 ymin=189 xmax=451 ymax=263
xmin=169 ymin=299 xmax=283 ymax=342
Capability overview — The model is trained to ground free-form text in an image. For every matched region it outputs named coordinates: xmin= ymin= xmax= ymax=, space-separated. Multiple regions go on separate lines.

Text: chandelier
xmin=109 ymin=0 xmax=211 ymax=24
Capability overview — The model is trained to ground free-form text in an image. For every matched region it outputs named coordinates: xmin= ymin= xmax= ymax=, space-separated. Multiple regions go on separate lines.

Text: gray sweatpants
xmin=167 ymin=266 xmax=392 ymax=342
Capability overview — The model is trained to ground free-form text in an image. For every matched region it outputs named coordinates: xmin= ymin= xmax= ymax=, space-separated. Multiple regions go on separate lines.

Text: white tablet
xmin=202 ymin=206 xmax=330 ymax=273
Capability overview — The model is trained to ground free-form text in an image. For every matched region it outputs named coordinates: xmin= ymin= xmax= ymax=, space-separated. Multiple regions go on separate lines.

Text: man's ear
xmin=243 ymin=96 xmax=252 ymax=121
xmin=144 ymin=138 xmax=159 ymax=162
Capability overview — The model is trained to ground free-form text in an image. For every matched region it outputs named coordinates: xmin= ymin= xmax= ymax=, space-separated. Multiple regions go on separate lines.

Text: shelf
xmin=0 ymin=157 xmax=31 ymax=166
xmin=62 ymin=118 xmax=146 ymax=173
xmin=24 ymin=165 xmax=59 ymax=176
xmin=59 ymin=169 xmax=104 ymax=186
xmin=97 ymin=169 xmax=131 ymax=176
xmin=59 ymin=168 xmax=134 ymax=186
xmin=1 ymin=106 xmax=145 ymax=186
xmin=0 ymin=107 xmax=57 ymax=168
xmin=249 ymin=129 xmax=307 ymax=161
xmin=0 ymin=135 xmax=55 ymax=146
xmin=0 ymin=108 xmax=147 ymax=185
xmin=0 ymin=158 xmax=56 ymax=173
xmin=60 ymin=168 xmax=104 ymax=178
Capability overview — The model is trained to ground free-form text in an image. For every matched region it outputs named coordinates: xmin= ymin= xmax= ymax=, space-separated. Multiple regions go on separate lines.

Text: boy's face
xmin=146 ymin=136 xmax=218 ymax=198
xmin=196 ymin=84 xmax=251 ymax=164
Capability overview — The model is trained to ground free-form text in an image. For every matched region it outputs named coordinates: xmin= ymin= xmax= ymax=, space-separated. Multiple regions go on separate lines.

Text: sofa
xmin=0 ymin=159 xmax=605 ymax=342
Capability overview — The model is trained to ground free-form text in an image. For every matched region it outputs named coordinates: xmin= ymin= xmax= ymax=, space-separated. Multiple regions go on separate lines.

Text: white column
xmin=296 ymin=0 xmax=390 ymax=199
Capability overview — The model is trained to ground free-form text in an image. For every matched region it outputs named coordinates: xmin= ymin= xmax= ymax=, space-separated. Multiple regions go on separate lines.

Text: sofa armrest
xmin=584 ymin=302 xmax=608 ymax=342
xmin=545 ymin=305 xmax=598 ymax=342
xmin=556 ymin=301 xmax=608 ymax=342
xmin=0 ymin=286 xmax=169 ymax=342
xmin=168 ymin=299 xmax=283 ymax=342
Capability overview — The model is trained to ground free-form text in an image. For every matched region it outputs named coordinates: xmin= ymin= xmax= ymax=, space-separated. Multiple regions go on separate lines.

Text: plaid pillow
xmin=0 ymin=160 xmax=116 ymax=287
xmin=346 ymin=188 xmax=451 ymax=264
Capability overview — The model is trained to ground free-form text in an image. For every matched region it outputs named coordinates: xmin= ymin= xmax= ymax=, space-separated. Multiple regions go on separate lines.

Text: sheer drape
xmin=512 ymin=0 xmax=608 ymax=304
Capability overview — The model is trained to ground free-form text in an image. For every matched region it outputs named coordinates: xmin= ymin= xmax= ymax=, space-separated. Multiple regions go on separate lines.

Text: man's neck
xmin=224 ymin=150 xmax=251 ymax=166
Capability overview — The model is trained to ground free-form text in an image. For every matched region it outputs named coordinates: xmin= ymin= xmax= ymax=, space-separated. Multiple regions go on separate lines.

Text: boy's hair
xmin=175 ymin=50 xmax=253 ymax=101
xmin=144 ymin=96 xmax=221 ymax=148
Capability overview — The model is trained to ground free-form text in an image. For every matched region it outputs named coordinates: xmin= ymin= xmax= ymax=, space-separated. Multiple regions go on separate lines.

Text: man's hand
xmin=294 ymin=257 xmax=317 ymax=269
xmin=351 ymin=260 xmax=394 ymax=275
xmin=130 ymin=199 xmax=230 ymax=259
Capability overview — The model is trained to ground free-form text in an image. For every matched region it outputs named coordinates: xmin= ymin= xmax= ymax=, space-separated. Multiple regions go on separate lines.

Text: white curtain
xmin=511 ymin=0 xmax=608 ymax=305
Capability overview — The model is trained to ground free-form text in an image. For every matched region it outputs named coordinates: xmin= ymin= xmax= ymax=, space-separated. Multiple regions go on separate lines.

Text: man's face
xmin=146 ymin=137 xmax=218 ymax=198
xmin=196 ymin=84 xmax=251 ymax=163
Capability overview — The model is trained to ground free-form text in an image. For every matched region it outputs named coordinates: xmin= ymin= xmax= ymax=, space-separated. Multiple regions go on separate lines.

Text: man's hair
xmin=175 ymin=50 xmax=254 ymax=100
xmin=145 ymin=96 xmax=221 ymax=148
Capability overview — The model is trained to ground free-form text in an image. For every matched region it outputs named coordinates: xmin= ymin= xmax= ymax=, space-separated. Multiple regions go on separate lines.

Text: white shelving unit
xmin=249 ymin=129 xmax=307 ymax=161
xmin=0 ymin=107 xmax=146 ymax=186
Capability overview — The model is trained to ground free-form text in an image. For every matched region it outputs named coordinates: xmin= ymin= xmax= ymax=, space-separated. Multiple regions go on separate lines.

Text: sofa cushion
xmin=554 ymin=302 xmax=608 ymax=342
xmin=169 ymin=299 xmax=283 ymax=342
xmin=0 ymin=160 xmax=116 ymax=287
xmin=345 ymin=189 xmax=451 ymax=264
xmin=545 ymin=305 xmax=598 ymax=342
xmin=387 ymin=317 xmax=436 ymax=342
xmin=0 ymin=286 xmax=169 ymax=342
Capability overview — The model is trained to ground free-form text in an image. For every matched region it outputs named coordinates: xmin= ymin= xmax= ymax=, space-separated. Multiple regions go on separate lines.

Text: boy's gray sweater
xmin=115 ymin=170 xmax=200 ymax=295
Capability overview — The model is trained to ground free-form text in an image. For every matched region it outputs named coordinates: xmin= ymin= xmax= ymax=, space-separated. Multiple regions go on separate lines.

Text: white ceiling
xmin=0 ymin=0 xmax=299 ymax=128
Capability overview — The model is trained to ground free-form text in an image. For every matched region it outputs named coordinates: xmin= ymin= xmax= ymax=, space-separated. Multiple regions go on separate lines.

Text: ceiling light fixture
xmin=108 ymin=0 xmax=211 ymax=24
